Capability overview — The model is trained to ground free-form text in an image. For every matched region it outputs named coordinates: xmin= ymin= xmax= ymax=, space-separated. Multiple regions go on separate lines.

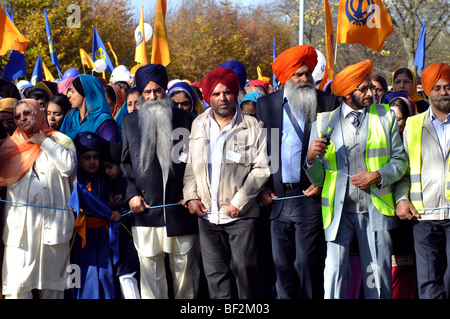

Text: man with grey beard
xmin=395 ymin=63 xmax=450 ymax=298
xmin=256 ymin=45 xmax=338 ymax=299
xmin=121 ymin=64 xmax=200 ymax=299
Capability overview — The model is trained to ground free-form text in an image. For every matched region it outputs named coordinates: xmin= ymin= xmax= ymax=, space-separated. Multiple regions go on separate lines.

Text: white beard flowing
xmin=284 ymin=79 xmax=318 ymax=123
xmin=138 ymin=97 xmax=173 ymax=178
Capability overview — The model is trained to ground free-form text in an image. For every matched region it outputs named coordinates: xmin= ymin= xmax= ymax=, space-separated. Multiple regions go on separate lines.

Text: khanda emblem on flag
xmin=345 ymin=0 xmax=375 ymax=26
xmin=136 ymin=31 xmax=144 ymax=46
xmin=48 ymin=35 xmax=55 ymax=54
xmin=94 ymin=47 xmax=106 ymax=60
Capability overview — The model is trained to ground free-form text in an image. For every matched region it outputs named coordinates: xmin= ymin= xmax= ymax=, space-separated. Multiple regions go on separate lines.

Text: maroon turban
xmin=202 ymin=67 xmax=240 ymax=104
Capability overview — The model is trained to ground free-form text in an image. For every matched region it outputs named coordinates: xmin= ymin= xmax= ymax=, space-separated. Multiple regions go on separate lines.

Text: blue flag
xmin=272 ymin=37 xmax=277 ymax=88
xmin=92 ymin=27 xmax=114 ymax=73
xmin=414 ymin=20 xmax=426 ymax=74
xmin=44 ymin=8 xmax=63 ymax=77
xmin=31 ymin=56 xmax=43 ymax=85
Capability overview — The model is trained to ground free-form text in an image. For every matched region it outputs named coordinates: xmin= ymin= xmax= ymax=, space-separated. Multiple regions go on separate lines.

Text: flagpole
xmin=299 ymin=0 xmax=304 ymax=45
xmin=82 ymin=63 xmax=86 ymax=74
xmin=334 ymin=41 xmax=338 ymax=66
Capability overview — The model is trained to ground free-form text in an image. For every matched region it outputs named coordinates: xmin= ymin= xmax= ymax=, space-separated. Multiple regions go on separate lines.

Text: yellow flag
xmin=319 ymin=0 xmax=335 ymax=90
xmin=135 ymin=6 xmax=148 ymax=65
xmin=42 ymin=60 xmax=55 ymax=81
xmin=107 ymin=42 xmax=119 ymax=67
xmin=151 ymin=0 xmax=170 ymax=66
xmin=80 ymin=48 xmax=97 ymax=70
xmin=0 ymin=7 xmax=29 ymax=55
xmin=336 ymin=0 xmax=393 ymax=52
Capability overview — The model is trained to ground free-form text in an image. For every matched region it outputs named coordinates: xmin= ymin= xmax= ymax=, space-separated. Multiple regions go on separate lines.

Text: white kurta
xmin=2 ymin=134 xmax=76 ymax=296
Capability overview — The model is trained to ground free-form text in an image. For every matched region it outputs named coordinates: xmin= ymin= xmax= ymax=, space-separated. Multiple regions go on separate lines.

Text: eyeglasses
xmin=354 ymin=86 xmax=375 ymax=94
xmin=13 ymin=109 xmax=32 ymax=120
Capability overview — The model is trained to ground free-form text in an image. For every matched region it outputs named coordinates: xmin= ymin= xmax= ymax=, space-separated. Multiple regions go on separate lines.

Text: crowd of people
xmin=0 ymin=44 xmax=449 ymax=300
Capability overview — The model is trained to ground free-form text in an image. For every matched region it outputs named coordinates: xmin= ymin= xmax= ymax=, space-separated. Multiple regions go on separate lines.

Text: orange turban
xmin=272 ymin=45 xmax=318 ymax=85
xmin=331 ymin=60 xmax=373 ymax=97
xmin=420 ymin=63 xmax=450 ymax=96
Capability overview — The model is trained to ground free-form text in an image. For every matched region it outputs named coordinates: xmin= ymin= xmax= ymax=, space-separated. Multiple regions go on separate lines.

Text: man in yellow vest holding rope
xmin=395 ymin=63 xmax=450 ymax=299
xmin=305 ymin=60 xmax=408 ymax=299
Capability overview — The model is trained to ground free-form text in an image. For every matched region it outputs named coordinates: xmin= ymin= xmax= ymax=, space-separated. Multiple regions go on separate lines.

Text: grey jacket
xmin=395 ymin=109 xmax=450 ymax=220
xmin=305 ymin=104 xmax=408 ymax=241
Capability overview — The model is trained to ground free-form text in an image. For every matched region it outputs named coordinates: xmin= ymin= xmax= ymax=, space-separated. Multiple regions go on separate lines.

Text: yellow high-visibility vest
xmin=318 ymin=104 xmax=395 ymax=229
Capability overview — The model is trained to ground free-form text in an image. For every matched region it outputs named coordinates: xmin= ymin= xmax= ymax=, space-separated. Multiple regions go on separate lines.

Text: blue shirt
xmin=430 ymin=108 xmax=450 ymax=159
xmin=281 ymin=96 xmax=305 ymax=183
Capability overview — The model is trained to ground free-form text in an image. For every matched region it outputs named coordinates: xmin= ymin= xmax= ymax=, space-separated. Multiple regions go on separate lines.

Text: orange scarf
xmin=0 ymin=99 xmax=57 ymax=186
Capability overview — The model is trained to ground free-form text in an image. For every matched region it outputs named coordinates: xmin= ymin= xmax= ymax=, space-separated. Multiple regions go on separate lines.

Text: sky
xmin=129 ymin=0 xmax=265 ymax=20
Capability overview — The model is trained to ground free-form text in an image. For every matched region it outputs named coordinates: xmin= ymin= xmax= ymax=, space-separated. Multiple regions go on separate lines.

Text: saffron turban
xmin=420 ymin=63 xmax=450 ymax=96
xmin=201 ymin=67 xmax=240 ymax=105
xmin=221 ymin=60 xmax=247 ymax=90
xmin=135 ymin=63 xmax=169 ymax=95
xmin=272 ymin=45 xmax=318 ymax=85
xmin=331 ymin=59 xmax=373 ymax=97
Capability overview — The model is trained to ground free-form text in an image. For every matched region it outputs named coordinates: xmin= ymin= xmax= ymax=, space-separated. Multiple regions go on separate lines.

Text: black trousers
xmin=413 ymin=219 xmax=450 ymax=299
xmin=198 ymin=217 xmax=260 ymax=299
xmin=270 ymin=188 xmax=326 ymax=299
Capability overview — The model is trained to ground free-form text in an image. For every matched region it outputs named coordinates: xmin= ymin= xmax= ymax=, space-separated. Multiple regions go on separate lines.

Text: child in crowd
xmin=103 ymin=141 xmax=140 ymax=299
xmin=70 ymin=131 xmax=120 ymax=299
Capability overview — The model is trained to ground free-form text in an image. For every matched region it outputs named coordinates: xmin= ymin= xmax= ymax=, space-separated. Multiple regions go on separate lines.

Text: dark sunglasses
xmin=14 ymin=109 xmax=33 ymax=120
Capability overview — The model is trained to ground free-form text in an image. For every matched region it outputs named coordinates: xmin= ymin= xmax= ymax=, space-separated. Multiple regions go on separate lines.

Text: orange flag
xmin=319 ymin=0 xmax=335 ymax=90
xmin=80 ymin=48 xmax=97 ymax=70
xmin=336 ymin=0 xmax=393 ymax=52
xmin=0 ymin=7 xmax=29 ymax=55
xmin=151 ymin=0 xmax=170 ymax=66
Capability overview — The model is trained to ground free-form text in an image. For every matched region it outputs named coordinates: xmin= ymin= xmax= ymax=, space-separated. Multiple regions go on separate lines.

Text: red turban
xmin=272 ymin=45 xmax=318 ymax=85
xmin=248 ymin=79 xmax=269 ymax=92
xmin=202 ymin=67 xmax=240 ymax=104
xmin=331 ymin=60 xmax=373 ymax=97
xmin=421 ymin=63 xmax=450 ymax=96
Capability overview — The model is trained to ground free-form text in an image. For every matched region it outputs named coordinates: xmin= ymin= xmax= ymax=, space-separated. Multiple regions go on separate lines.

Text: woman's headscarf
xmin=392 ymin=67 xmax=424 ymax=104
xmin=0 ymin=99 xmax=58 ymax=186
xmin=59 ymin=74 xmax=113 ymax=140
xmin=168 ymin=81 xmax=199 ymax=114
xmin=383 ymin=91 xmax=416 ymax=116
xmin=109 ymin=84 xmax=126 ymax=118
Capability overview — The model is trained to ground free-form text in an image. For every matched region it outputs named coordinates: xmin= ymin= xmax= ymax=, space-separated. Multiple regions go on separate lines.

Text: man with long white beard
xmin=395 ymin=63 xmax=450 ymax=298
xmin=121 ymin=64 xmax=200 ymax=299
xmin=255 ymin=45 xmax=339 ymax=299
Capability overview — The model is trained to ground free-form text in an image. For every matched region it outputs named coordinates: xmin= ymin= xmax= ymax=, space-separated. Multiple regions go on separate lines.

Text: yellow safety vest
xmin=318 ymin=104 xmax=396 ymax=229
xmin=405 ymin=111 xmax=450 ymax=211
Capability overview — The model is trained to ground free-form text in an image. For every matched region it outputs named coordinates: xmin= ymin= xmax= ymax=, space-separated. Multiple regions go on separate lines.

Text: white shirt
xmin=281 ymin=95 xmax=305 ymax=183
xmin=206 ymin=107 xmax=239 ymax=224
xmin=342 ymin=102 xmax=364 ymax=128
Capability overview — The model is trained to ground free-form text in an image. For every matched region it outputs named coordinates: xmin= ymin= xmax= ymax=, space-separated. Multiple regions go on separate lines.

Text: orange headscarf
xmin=392 ymin=67 xmax=424 ymax=103
xmin=272 ymin=45 xmax=318 ymax=85
xmin=0 ymin=99 xmax=57 ymax=186
xmin=109 ymin=84 xmax=126 ymax=118
xmin=420 ymin=63 xmax=450 ymax=97
xmin=331 ymin=60 xmax=373 ymax=97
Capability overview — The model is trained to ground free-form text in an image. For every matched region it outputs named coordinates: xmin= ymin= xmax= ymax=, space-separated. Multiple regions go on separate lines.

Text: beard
xmin=284 ymin=79 xmax=318 ymax=122
xmin=430 ymin=95 xmax=450 ymax=112
xmin=137 ymin=96 xmax=173 ymax=176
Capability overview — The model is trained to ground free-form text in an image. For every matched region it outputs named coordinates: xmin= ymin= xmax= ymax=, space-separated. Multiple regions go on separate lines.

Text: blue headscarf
xmin=381 ymin=91 xmax=410 ymax=104
xmin=168 ymin=81 xmax=198 ymax=113
xmin=239 ymin=92 xmax=264 ymax=106
xmin=60 ymin=74 xmax=113 ymax=140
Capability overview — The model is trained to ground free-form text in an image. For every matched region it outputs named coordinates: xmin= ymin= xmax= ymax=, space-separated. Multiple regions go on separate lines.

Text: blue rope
xmin=0 ymin=199 xmax=72 ymax=211
xmin=323 ymin=167 xmax=450 ymax=212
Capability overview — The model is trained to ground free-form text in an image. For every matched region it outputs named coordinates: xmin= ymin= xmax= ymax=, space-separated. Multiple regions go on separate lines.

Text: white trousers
xmin=138 ymin=243 xmax=200 ymax=299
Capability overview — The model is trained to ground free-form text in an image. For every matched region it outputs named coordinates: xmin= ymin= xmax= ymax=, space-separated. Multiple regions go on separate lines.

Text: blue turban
xmin=239 ymin=92 xmax=264 ymax=106
xmin=73 ymin=131 xmax=107 ymax=157
xmin=135 ymin=64 xmax=169 ymax=95
xmin=168 ymin=81 xmax=197 ymax=113
xmin=382 ymin=91 xmax=410 ymax=104
xmin=221 ymin=60 xmax=247 ymax=90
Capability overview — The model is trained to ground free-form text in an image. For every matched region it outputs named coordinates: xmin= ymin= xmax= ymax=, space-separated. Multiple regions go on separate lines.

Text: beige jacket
xmin=183 ymin=108 xmax=270 ymax=217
